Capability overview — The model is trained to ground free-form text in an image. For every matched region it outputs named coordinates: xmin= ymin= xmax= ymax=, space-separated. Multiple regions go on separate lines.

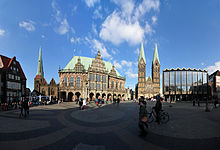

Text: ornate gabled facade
xmin=0 ymin=55 xmax=26 ymax=102
xmin=34 ymin=46 xmax=59 ymax=100
xmin=137 ymin=43 xmax=161 ymax=99
xmin=59 ymin=51 xmax=126 ymax=101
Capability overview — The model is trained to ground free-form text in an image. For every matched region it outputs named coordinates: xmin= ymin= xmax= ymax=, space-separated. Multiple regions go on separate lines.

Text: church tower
xmin=152 ymin=43 xmax=160 ymax=95
xmin=138 ymin=42 xmax=146 ymax=98
xmin=34 ymin=46 xmax=44 ymax=92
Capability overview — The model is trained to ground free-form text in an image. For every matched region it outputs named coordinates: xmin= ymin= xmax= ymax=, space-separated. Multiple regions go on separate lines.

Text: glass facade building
xmin=163 ymin=68 xmax=208 ymax=101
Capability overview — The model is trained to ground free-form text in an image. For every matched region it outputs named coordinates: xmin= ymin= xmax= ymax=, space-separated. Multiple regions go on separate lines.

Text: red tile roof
xmin=0 ymin=55 xmax=26 ymax=80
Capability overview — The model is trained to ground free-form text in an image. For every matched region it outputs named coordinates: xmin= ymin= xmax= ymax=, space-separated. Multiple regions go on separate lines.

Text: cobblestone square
xmin=0 ymin=101 xmax=220 ymax=150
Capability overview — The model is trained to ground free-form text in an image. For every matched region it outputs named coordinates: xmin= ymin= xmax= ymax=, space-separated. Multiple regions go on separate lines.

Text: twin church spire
xmin=138 ymin=42 xmax=160 ymax=65
xmin=137 ymin=42 xmax=161 ymax=98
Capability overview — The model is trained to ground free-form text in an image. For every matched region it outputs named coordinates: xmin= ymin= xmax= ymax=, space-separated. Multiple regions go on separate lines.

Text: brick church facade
xmin=136 ymin=43 xmax=160 ymax=99
xmin=34 ymin=46 xmax=59 ymax=100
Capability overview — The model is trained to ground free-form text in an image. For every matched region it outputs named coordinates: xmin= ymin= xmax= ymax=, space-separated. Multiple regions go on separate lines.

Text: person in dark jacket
xmin=154 ymin=98 xmax=162 ymax=124
xmin=139 ymin=100 xmax=148 ymax=135
xmin=23 ymin=99 xmax=29 ymax=118
xmin=19 ymin=100 xmax=24 ymax=118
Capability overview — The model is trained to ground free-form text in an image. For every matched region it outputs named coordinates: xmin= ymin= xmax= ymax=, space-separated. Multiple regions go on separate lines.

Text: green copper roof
xmin=153 ymin=43 xmax=160 ymax=64
xmin=138 ymin=42 xmax=146 ymax=63
xmin=62 ymin=56 xmax=121 ymax=77
xmin=37 ymin=46 xmax=44 ymax=77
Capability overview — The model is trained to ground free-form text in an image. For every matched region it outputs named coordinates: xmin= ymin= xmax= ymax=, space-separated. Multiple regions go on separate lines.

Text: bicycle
xmin=147 ymin=108 xmax=169 ymax=124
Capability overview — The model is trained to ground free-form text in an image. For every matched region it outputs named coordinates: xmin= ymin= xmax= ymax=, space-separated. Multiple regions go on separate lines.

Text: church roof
xmin=138 ymin=42 xmax=146 ymax=63
xmin=153 ymin=43 xmax=160 ymax=64
xmin=61 ymin=56 xmax=121 ymax=77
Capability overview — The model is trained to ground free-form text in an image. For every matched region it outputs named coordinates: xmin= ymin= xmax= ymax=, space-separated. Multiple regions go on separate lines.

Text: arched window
xmin=69 ymin=77 xmax=74 ymax=86
xmin=64 ymin=76 xmax=67 ymax=86
xmin=116 ymin=81 xmax=118 ymax=89
xmin=76 ymin=77 xmax=80 ymax=87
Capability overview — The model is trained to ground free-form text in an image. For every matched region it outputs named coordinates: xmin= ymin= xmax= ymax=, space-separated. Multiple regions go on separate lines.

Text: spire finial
xmin=153 ymin=42 xmax=160 ymax=64
xmin=138 ymin=42 xmax=146 ymax=63
xmin=37 ymin=46 xmax=44 ymax=78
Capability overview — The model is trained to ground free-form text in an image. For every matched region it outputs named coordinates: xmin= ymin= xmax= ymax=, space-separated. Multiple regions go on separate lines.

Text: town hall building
xmin=59 ymin=51 xmax=126 ymax=101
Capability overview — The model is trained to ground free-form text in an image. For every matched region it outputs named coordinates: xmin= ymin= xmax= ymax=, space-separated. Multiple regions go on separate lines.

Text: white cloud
xmin=52 ymin=0 xmax=70 ymax=35
xmin=70 ymin=37 xmax=74 ymax=43
xmin=100 ymin=11 xmax=144 ymax=45
xmin=100 ymin=0 xmax=160 ymax=45
xmin=0 ymin=29 xmax=5 ymax=36
xmin=92 ymin=23 xmax=98 ymax=35
xmin=121 ymin=60 xmax=132 ymax=67
xmin=112 ymin=0 xmax=134 ymax=17
xmin=125 ymin=68 xmax=138 ymax=78
xmin=134 ymin=0 xmax=160 ymax=20
xmin=152 ymin=16 xmax=157 ymax=24
xmin=134 ymin=62 xmax=138 ymax=66
xmin=89 ymin=39 xmax=111 ymax=58
xmin=134 ymin=48 xmax=140 ymax=55
xmin=84 ymin=0 xmax=100 ymax=7
xmin=111 ymin=49 xmax=117 ymax=55
xmin=71 ymin=5 xmax=77 ymax=15
xmin=145 ymin=21 xmax=154 ymax=35
xmin=113 ymin=60 xmax=122 ymax=69
xmin=70 ymin=36 xmax=81 ymax=44
xmin=55 ymin=18 xmax=69 ymax=35
xmin=205 ymin=61 xmax=220 ymax=74
xmin=41 ymin=35 xmax=45 ymax=38
xmin=19 ymin=20 xmax=35 ymax=31
xmin=93 ymin=5 xmax=103 ymax=19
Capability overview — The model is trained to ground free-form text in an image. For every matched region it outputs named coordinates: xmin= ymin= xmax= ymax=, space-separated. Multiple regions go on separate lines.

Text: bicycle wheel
xmin=147 ymin=113 xmax=154 ymax=123
xmin=160 ymin=113 xmax=169 ymax=124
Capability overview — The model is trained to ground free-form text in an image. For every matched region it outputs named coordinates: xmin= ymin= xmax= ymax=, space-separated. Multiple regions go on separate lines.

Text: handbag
xmin=141 ymin=116 xmax=147 ymax=122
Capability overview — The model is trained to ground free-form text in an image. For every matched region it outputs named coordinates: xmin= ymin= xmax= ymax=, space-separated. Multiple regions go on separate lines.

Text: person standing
xmin=139 ymin=100 xmax=148 ymax=135
xmin=154 ymin=98 xmax=162 ymax=124
xmin=19 ymin=100 xmax=24 ymax=118
xmin=117 ymin=97 xmax=120 ymax=105
xmin=82 ymin=98 xmax=86 ymax=110
xmin=79 ymin=98 xmax=83 ymax=109
xmin=95 ymin=98 xmax=98 ymax=106
xmin=23 ymin=99 xmax=29 ymax=118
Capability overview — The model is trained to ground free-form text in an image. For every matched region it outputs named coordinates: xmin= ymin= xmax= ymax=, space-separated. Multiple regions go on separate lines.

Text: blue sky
xmin=0 ymin=0 xmax=220 ymax=91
